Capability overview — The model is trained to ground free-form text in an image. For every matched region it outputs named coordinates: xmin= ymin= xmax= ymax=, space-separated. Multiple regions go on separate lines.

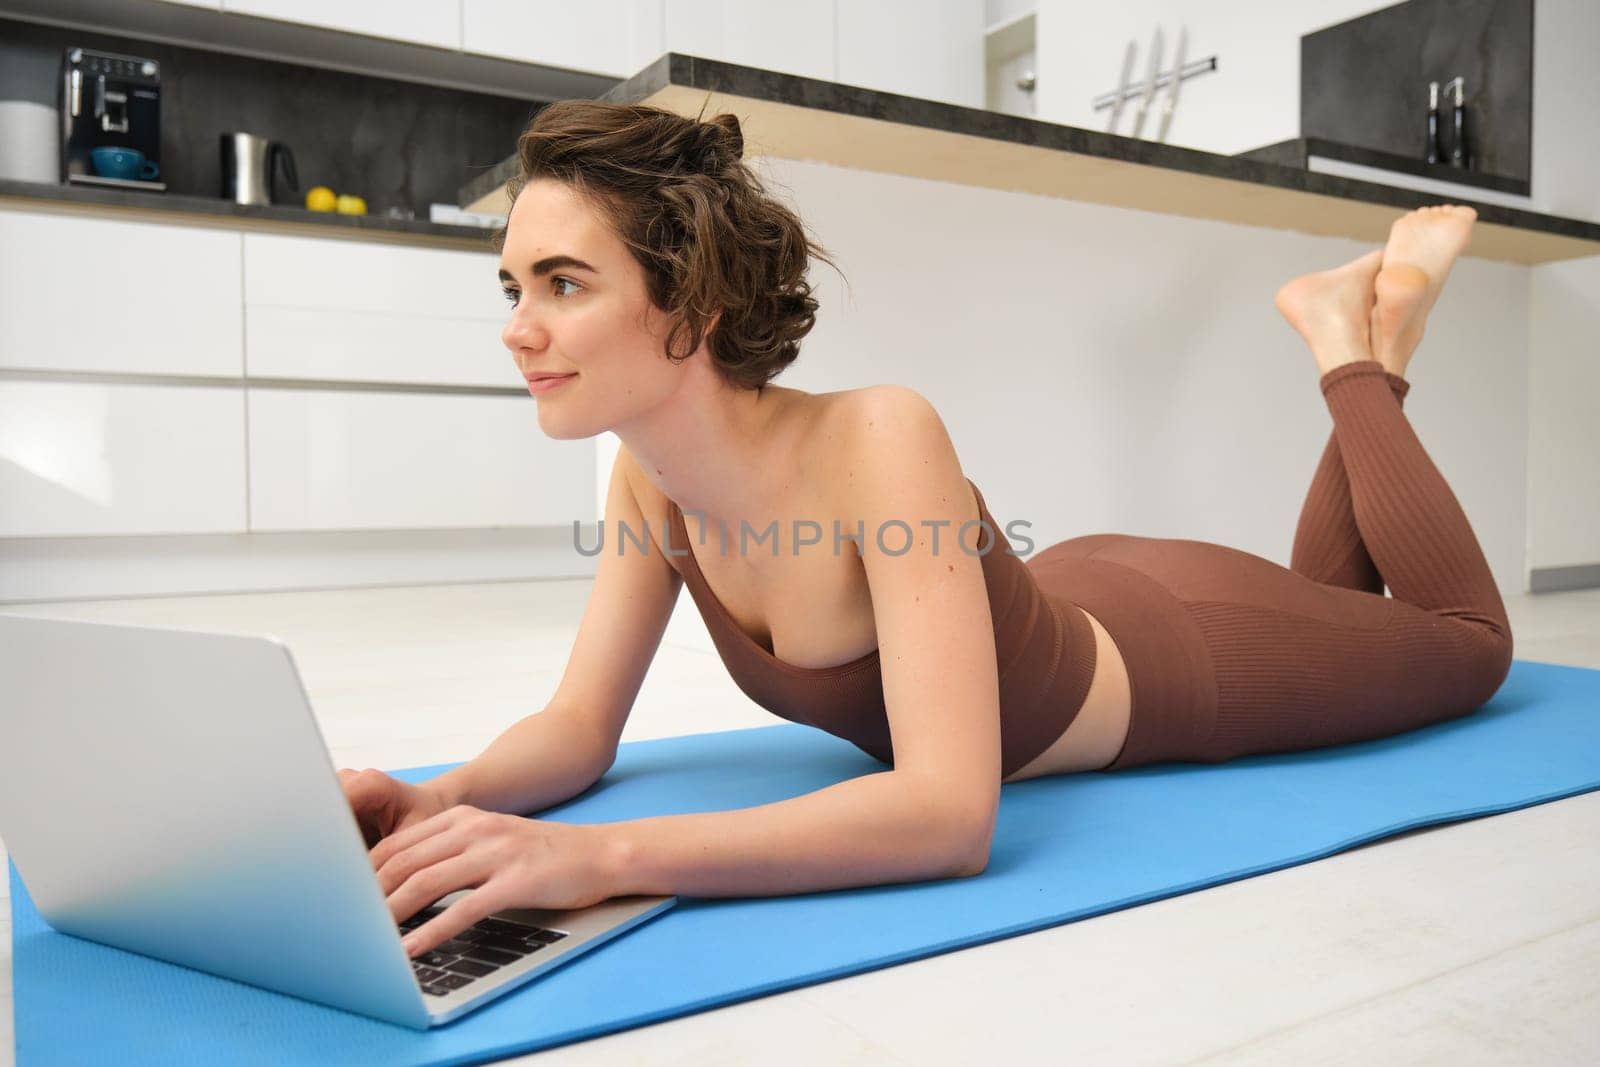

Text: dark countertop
xmin=460 ymin=53 xmax=1600 ymax=266
xmin=0 ymin=178 xmax=503 ymax=251
xmin=1237 ymin=138 xmax=1531 ymax=197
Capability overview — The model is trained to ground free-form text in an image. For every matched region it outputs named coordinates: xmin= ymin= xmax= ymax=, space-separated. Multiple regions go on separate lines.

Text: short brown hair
xmin=496 ymin=98 xmax=845 ymax=392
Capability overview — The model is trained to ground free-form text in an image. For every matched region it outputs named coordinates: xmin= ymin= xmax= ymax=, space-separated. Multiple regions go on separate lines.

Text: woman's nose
xmin=501 ymin=311 xmax=546 ymax=354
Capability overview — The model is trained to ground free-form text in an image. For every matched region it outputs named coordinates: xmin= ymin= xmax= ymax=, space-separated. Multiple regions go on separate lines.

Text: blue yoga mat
xmin=10 ymin=658 xmax=1600 ymax=1066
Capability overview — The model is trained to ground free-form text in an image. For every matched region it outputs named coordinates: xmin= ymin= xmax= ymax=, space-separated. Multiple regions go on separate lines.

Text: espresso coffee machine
xmin=60 ymin=46 xmax=166 ymax=191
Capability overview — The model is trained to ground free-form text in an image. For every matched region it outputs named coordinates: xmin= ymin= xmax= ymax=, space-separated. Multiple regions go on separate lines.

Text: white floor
xmin=2 ymin=580 xmax=1597 ymax=1066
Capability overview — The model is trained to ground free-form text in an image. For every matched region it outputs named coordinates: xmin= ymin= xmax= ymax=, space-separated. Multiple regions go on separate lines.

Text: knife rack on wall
xmin=1093 ymin=57 xmax=1218 ymax=112
xmin=1093 ymin=26 xmax=1217 ymax=142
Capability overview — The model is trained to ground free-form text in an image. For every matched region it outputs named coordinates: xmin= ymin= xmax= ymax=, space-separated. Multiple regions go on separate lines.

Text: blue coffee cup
xmin=91 ymin=146 xmax=160 ymax=181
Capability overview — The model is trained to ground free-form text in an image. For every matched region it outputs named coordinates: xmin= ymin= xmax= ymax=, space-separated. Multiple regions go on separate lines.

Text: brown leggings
xmin=1043 ymin=360 xmax=1515 ymax=770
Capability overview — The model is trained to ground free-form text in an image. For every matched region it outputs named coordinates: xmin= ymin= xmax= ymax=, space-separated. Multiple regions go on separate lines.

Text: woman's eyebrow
xmin=497 ymin=255 xmax=599 ymax=282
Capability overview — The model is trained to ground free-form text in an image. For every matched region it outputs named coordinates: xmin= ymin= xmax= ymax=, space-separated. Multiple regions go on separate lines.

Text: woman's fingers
xmin=337 ymin=767 xmax=390 ymax=846
xmin=369 ymin=802 xmax=468 ymax=869
xmin=394 ymin=858 xmax=502 ymax=957
xmin=376 ymin=819 xmax=470 ymax=898
xmin=339 ymin=767 xmax=400 ymax=836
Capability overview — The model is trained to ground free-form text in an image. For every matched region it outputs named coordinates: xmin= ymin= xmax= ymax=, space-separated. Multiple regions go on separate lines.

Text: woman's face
xmin=498 ymin=178 xmax=690 ymax=440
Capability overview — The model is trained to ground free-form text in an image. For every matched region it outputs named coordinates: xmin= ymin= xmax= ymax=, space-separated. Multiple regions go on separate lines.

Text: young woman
xmin=341 ymin=102 xmax=1512 ymax=960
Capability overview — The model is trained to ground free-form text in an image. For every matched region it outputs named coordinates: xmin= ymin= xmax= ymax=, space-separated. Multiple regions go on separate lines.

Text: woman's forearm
xmin=600 ymin=770 xmax=988 ymax=899
xmin=427 ymin=707 xmax=612 ymax=815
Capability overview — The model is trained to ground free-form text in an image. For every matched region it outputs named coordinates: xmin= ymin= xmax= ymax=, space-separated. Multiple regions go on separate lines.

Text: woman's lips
xmin=527 ymin=374 xmax=576 ymax=395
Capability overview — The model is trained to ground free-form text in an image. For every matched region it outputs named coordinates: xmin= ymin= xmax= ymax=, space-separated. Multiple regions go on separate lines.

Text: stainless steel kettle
xmin=219 ymin=132 xmax=298 ymax=206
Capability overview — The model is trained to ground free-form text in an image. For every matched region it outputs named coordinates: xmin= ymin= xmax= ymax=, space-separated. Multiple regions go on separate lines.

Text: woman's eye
xmin=502 ymin=279 xmax=578 ymax=307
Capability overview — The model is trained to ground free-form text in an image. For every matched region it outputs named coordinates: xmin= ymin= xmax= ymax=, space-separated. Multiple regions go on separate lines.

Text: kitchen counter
xmin=0 ymin=178 xmax=501 ymax=252
xmin=459 ymin=53 xmax=1600 ymax=266
xmin=1237 ymin=137 xmax=1531 ymax=197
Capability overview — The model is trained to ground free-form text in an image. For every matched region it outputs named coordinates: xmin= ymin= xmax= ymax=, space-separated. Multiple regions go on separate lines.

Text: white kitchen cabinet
xmin=0 ymin=381 xmax=247 ymax=537
xmin=221 ymin=0 xmax=461 ymax=50
xmin=664 ymin=0 xmax=835 ymax=82
xmin=246 ymin=307 xmax=515 ymax=387
xmin=243 ymin=233 xmax=511 ymax=387
xmin=462 ymin=0 xmax=663 ymax=78
xmin=243 ymin=233 xmax=502 ymax=318
xmin=246 ymin=389 xmax=593 ymax=531
xmin=838 ymin=0 xmax=987 ymax=108
xmin=0 ymin=209 xmax=243 ymax=377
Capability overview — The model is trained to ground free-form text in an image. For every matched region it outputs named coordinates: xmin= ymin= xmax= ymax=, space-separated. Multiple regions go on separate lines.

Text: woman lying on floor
xmin=339 ymin=100 xmax=1512 ymax=960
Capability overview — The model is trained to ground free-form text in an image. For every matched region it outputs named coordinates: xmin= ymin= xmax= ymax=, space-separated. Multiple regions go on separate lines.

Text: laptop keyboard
xmin=398 ymin=905 xmax=569 ymax=997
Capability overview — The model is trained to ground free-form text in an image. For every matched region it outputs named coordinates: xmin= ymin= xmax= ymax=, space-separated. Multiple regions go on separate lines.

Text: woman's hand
xmin=337 ymin=767 xmax=450 ymax=848
xmin=369 ymin=804 xmax=622 ymax=958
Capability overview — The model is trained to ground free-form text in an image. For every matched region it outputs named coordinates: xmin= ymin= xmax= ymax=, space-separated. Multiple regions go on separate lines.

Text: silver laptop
xmin=0 ymin=613 xmax=677 ymax=1029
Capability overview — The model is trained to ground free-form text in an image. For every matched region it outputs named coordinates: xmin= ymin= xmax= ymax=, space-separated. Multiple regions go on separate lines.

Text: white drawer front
xmin=0 ymin=210 xmax=243 ymax=377
xmin=243 ymin=233 xmax=509 ymax=387
xmin=246 ymin=389 xmax=593 ymax=531
xmin=246 ymin=306 xmax=515 ymax=387
xmin=244 ymin=233 xmax=504 ymax=318
xmin=0 ymin=380 xmax=246 ymax=537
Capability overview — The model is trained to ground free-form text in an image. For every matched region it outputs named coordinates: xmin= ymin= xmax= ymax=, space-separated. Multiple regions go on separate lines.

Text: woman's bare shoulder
xmin=803 ymin=384 xmax=941 ymax=470
xmin=815 ymin=384 xmax=941 ymax=435
xmin=824 ymin=385 xmax=955 ymax=462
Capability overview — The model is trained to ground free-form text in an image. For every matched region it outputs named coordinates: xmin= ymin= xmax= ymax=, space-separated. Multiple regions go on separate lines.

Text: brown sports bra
xmin=652 ymin=477 xmax=1098 ymax=779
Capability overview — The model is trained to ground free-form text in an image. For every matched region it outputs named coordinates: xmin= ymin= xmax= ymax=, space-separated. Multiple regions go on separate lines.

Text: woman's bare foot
xmin=1369 ymin=204 xmax=1477 ymax=379
xmin=1274 ymin=248 xmax=1384 ymax=377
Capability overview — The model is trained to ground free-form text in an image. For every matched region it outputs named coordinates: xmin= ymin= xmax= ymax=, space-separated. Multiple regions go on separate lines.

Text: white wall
xmin=1527 ymin=255 xmax=1600 ymax=580
xmin=985 ymin=0 xmax=1036 ymax=26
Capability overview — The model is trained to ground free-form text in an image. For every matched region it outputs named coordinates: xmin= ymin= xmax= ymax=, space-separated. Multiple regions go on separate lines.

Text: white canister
xmin=0 ymin=100 xmax=58 ymax=184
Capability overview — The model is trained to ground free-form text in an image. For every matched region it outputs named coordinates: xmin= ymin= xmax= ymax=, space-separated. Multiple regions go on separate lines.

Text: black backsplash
xmin=0 ymin=17 xmax=541 ymax=216
xmin=1301 ymin=0 xmax=1532 ymax=183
